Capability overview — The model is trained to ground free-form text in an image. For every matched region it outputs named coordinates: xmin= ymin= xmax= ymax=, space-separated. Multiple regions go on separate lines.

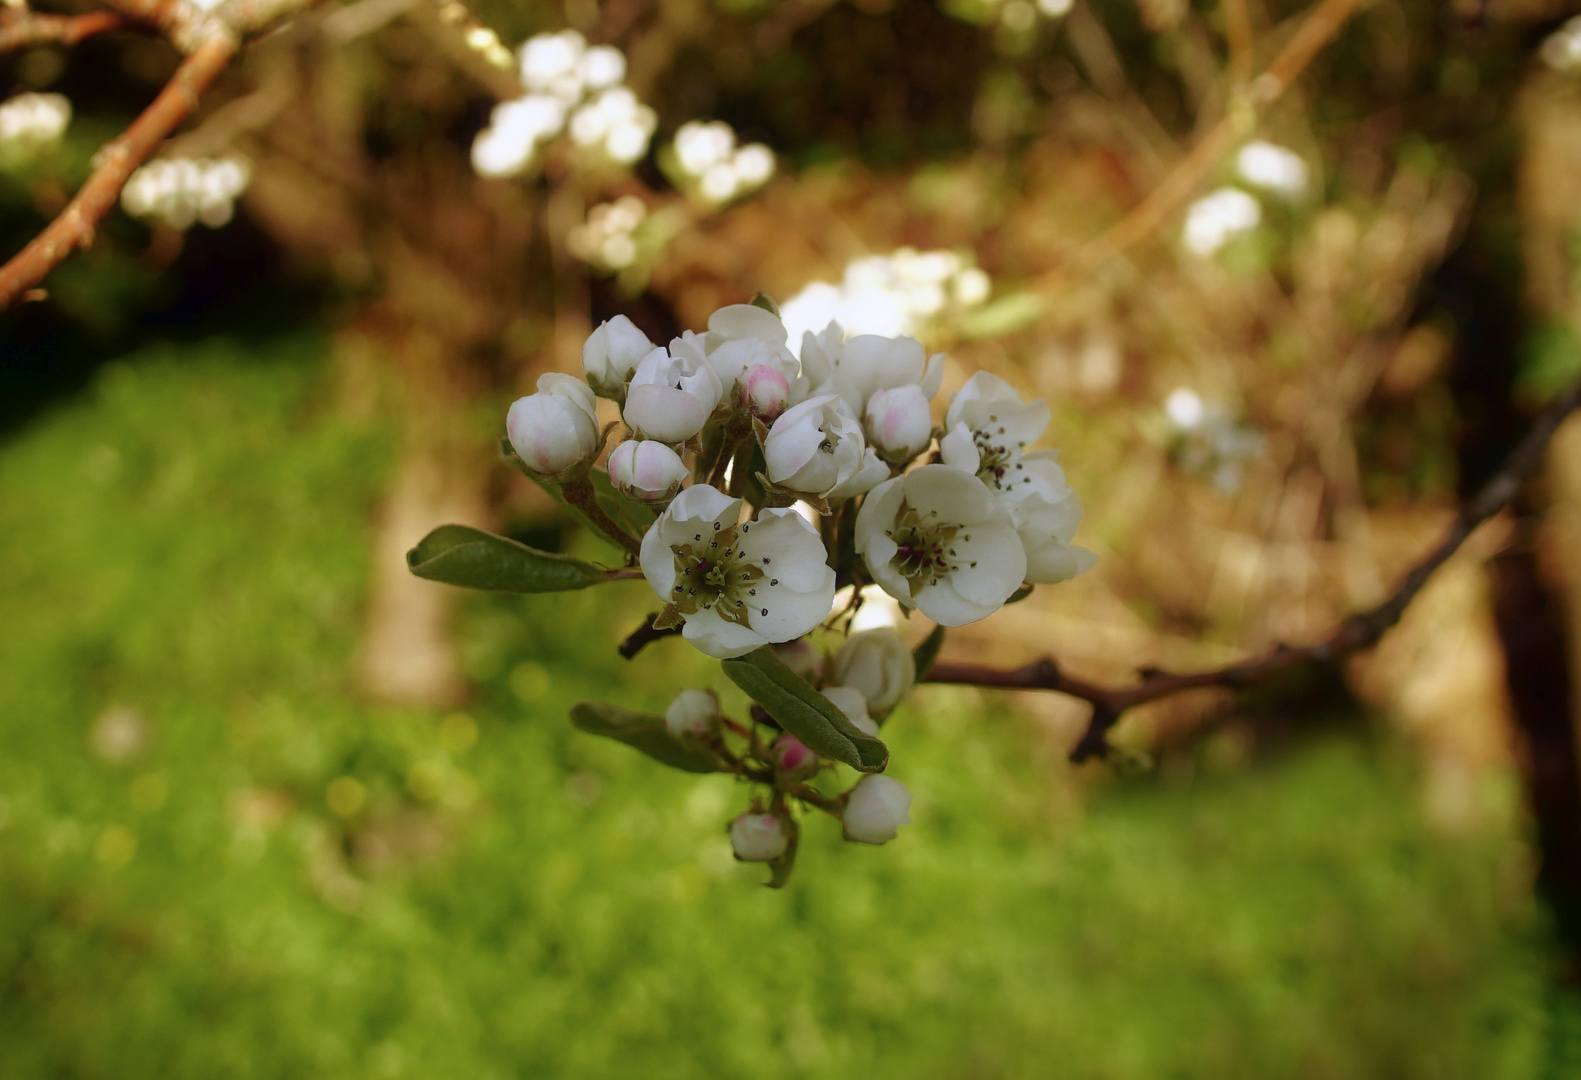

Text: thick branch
xmin=0 ymin=33 xmax=238 ymax=311
xmin=927 ymin=377 xmax=1581 ymax=763
xmin=0 ymin=10 xmax=125 ymax=51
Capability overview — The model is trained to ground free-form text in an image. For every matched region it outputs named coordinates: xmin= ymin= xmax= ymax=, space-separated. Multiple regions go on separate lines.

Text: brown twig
xmin=0 ymin=9 xmax=125 ymax=51
xmin=0 ymin=33 xmax=238 ymax=311
xmin=927 ymin=377 xmax=1581 ymax=763
xmin=617 ymin=614 xmax=682 ymax=659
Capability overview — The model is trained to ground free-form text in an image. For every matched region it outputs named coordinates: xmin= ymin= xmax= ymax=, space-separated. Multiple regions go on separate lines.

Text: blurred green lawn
xmin=0 ymin=337 xmax=1565 ymax=1078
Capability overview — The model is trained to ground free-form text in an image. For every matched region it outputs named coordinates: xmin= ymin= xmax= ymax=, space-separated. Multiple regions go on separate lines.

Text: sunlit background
xmin=4 ymin=0 xmax=1581 ymax=1073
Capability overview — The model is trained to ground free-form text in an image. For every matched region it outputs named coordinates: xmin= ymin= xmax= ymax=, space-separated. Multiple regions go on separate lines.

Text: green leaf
xmin=912 ymin=623 xmax=946 ymax=681
xmin=749 ymin=291 xmax=781 ymax=317
xmin=721 ymin=647 xmax=888 ymax=773
xmin=960 ymin=291 xmax=1046 ymax=340
xmin=569 ymin=702 xmax=724 ymax=774
xmin=408 ymin=525 xmax=612 ymax=593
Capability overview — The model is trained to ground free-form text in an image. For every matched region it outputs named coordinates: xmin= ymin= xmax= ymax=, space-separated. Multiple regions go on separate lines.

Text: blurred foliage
xmin=0 ymin=332 xmax=1563 ymax=1079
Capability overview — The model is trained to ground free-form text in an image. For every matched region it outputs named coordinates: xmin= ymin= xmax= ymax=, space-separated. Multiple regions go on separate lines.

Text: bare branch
xmin=926 ymin=377 xmax=1581 ymax=763
xmin=0 ymin=33 xmax=238 ymax=311
xmin=0 ymin=9 xmax=125 ymax=52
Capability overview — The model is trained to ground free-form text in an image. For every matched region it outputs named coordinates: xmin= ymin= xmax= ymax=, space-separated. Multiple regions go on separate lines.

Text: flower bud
xmin=774 ymin=734 xmax=818 ymax=776
xmin=740 ymin=364 xmax=791 ymax=418
xmin=729 ymin=812 xmax=789 ymax=862
xmin=664 ymin=687 xmax=720 ymax=740
xmin=582 ymin=315 xmax=655 ymax=397
xmin=506 ymin=373 xmax=601 ymax=477
xmin=623 ymin=346 xmax=723 ymax=444
xmin=842 ymin=775 xmax=912 ymax=844
xmin=864 ymin=385 xmax=934 ymax=462
xmin=608 ymin=439 xmax=687 ymax=501
xmin=764 ymin=394 xmax=869 ymax=497
xmin=821 ymin=685 xmax=878 ymax=737
xmin=831 ymin=628 xmax=916 ymax=714
xmin=773 ymin=638 xmax=824 ymax=682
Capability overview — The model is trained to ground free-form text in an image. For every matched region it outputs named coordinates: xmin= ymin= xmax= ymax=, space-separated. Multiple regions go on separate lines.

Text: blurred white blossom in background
xmin=567 ymin=196 xmax=648 ymax=271
xmin=1541 ymin=16 xmax=1581 ymax=73
xmin=472 ymin=31 xmax=655 ymax=178
xmin=121 ymin=157 xmax=253 ymax=230
xmin=1163 ymin=387 xmax=1264 ymax=493
xmin=1236 ymin=141 xmax=1309 ymax=199
xmin=665 ymin=120 xmax=776 ymax=206
xmin=0 ymin=93 xmax=71 ymax=170
xmin=780 ymin=248 xmax=992 ymax=347
xmin=1182 ymin=187 xmax=1262 ymax=258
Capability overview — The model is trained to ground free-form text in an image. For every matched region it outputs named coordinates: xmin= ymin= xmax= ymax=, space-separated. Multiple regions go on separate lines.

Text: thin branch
xmin=926 ymin=377 xmax=1581 ymax=763
xmin=0 ymin=33 xmax=238 ymax=311
xmin=0 ymin=9 xmax=125 ymax=51
xmin=618 ymin=615 xmax=682 ymax=659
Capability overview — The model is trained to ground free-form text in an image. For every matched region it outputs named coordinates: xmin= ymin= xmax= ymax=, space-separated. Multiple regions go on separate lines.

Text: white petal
xmin=708 ymin=303 xmax=789 ymax=346
xmin=682 ymin=607 xmax=770 ymax=659
xmin=938 ymin=422 xmax=979 ymax=474
xmin=946 ymin=522 xmax=1027 ymax=605
xmin=914 ymin=578 xmax=999 ymax=626
xmin=902 ymin=464 xmax=996 ymax=524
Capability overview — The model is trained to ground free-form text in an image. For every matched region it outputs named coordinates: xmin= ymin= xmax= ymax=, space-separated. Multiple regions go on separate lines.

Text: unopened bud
xmin=865 ymin=385 xmax=934 ymax=462
xmin=831 ymin=628 xmax=915 ymax=714
xmin=842 ymin=775 xmax=912 ymax=844
xmin=664 ymin=687 xmax=720 ymax=739
xmin=582 ymin=315 xmax=654 ymax=397
xmin=773 ymin=638 xmax=824 ymax=681
xmin=729 ymin=812 xmax=789 ymax=861
xmin=608 ymin=439 xmax=688 ymax=501
xmin=774 ymin=734 xmax=818 ymax=776
xmin=740 ymin=364 xmax=790 ymax=418
xmin=506 ymin=373 xmax=601 ymax=477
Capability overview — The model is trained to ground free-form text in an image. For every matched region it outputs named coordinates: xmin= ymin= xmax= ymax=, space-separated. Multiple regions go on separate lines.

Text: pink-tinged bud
xmin=729 ymin=812 xmax=789 ymax=862
xmin=740 ymin=364 xmax=791 ymax=418
xmin=506 ymin=373 xmax=601 ymax=477
xmin=664 ymin=687 xmax=720 ymax=739
xmin=774 ymin=734 xmax=817 ymax=776
xmin=608 ymin=439 xmax=688 ymax=501
xmin=864 ymin=385 xmax=934 ymax=462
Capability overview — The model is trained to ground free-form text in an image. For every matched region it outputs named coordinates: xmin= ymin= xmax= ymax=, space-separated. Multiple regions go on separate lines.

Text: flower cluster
xmin=0 ymin=93 xmax=70 ymax=170
xmin=1181 ymin=141 xmax=1310 ymax=258
xmin=566 ymin=196 xmax=648 ymax=271
xmin=121 ymin=156 xmax=252 ymax=230
xmin=663 ymin=120 xmax=776 ymax=206
xmin=486 ymin=299 xmax=1093 ymax=881
xmin=1543 ymin=16 xmax=1581 ymax=73
xmin=779 ymin=248 xmax=993 ymax=344
xmin=471 ymin=30 xmax=655 ymax=178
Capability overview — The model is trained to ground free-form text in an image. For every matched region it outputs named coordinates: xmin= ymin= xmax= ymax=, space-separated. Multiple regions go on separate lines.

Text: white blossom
xmin=608 ymin=439 xmax=687 ymax=501
xmin=1000 ymin=451 xmax=1097 ymax=584
xmin=779 ymin=249 xmax=993 ymax=345
xmin=800 ymin=325 xmax=944 ymax=414
xmin=623 ymin=346 xmax=724 ymax=444
xmin=821 ymin=685 xmax=879 ymax=737
xmin=1236 ymin=141 xmax=1308 ymax=198
xmin=730 ymin=812 xmax=789 ymax=861
xmin=764 ymin=394 xmax=874 ymax=498
xmin=1182 ymin=186 xmax=1261 ymax=257
xmin=582 ymin=314 xmax=654 ymax=395
xmin=578 ymin=45 xmax=627 ymax=89
xmin=831 ymin=628 xmax=915 ymax=714
xmin=568 ymin=196 xmax=648 ymax=272
xmin=669 ymin=121 xmax=774 ymax=204
xmin=940 ymin=371 xmax=1050 ymax=495
xmin=640 ymin=485 xmax=836 ymax=659
xmin=519 ymin=29 xmax=586 ymax=96
xmin=864 ymin=385 xmax=934 ymax=462
xmin=1542 ymin=16 xmax=1581 ymax=73
xmin=0 ymin=93 xmax=70 ymax=167
xmin=121 ymin=156 xmax=251 ymax=230
xmin=843 ymin=775 xmax=912 ymax=844
xmin=506 ymin=373 xmax=601 ymax=476
xmin=700 ymin=304 xmax=802 ymax=397
xmin=855 ymin=464 xmax=1027 ymax=626
xmin=664 ymin=687 xmax=720 ymax=739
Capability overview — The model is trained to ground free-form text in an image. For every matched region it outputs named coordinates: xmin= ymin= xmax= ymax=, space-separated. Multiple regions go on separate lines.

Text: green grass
xmin=0 ymin=336 xmax=1561 ymax=1078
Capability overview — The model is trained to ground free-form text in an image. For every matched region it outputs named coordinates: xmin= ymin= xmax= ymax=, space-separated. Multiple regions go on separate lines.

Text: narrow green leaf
xmin=569 ymin=702 xmax=724 ymax=774
xmin=407 ymin=525 xmax=611 ymax=593
xmin=721 ymin=647 xmax=888 ymax=773
xmin=912 ymin=623 xmax=946 ymax=681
